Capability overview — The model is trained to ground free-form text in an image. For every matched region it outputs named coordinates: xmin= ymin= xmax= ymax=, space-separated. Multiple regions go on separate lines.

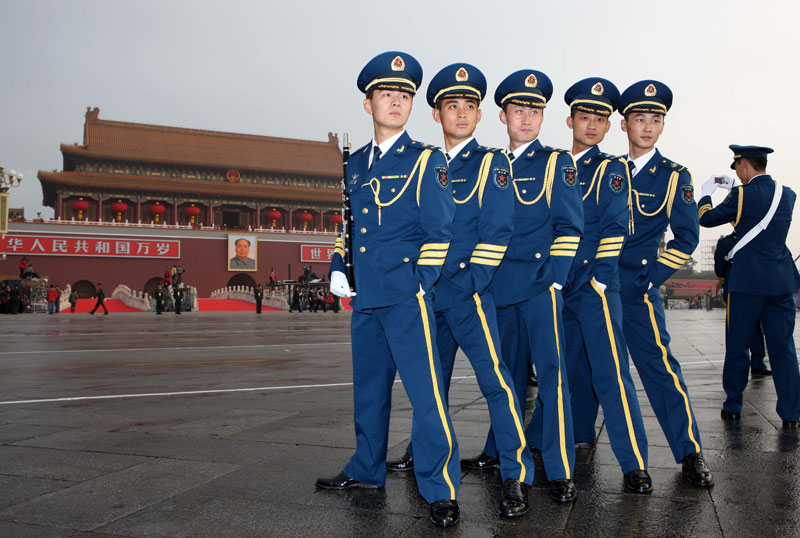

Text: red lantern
xmin=71 ymin=198 xmax=89 ymax=220
xmin=266 ymin=209 xmax=282 ymax=228
xmin=184 ymin=204 xmax=201 ymax=225
xmin=328 ymin=213 xmax=343 ymax=232
xmin=111 ymin=200 xmax=128 ymax=222
xmin=297 ymin=211 xmax=313 ymax=231
xmin=148 ymin=203 xmax=166 ymax=224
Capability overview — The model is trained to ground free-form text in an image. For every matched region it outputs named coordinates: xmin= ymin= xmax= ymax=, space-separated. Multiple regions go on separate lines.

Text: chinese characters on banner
xmin=2 ymin=235 xmax=180 ymax=258
xmin=300 ymin=244 xmax=335 ymax=263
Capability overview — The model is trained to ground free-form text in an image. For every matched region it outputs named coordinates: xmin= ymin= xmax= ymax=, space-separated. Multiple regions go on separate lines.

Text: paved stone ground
xmin=1 ymin=308 xmax=799 ymax=537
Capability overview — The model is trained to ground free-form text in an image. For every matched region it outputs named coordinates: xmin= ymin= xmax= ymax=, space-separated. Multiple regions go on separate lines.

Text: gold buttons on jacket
xmin=360 ymin=227 xmax=367 ymax=234
xmin=583 ymin=259 xmax=589 ymax=265
xmin=459 ymin=262 xmax=466 ymax=268
xmin=641 ymin=259 xmax=648 ymax=265
xmin=391 ymin=188 xmax=396 ymax=193
xmin=522 ymin=189 xmax=527 ymax=194
xmin=360 ymin=246 xmax=366 ymax=253
xmin=535 ymin=253 xmax=542 ymax=259
xmin=403 ymin=257 xmax=410 ymax=262
xmin=362 ymin=208 xmax=369 ymax=214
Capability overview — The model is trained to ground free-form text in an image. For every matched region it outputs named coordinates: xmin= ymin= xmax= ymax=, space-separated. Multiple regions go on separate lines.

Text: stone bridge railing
xmin=210 ymin=285 xmax=288 ymax=310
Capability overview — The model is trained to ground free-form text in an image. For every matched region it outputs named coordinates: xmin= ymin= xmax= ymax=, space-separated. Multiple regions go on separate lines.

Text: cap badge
xmin=525 ymin=73 xmax=538 ymax=88
xmin=391 ymin=56 xmax=405 ymax=71
xmin=645 ymin=83 xmax=657 ymax=97
xmin=455 ymin=67 xmax=469 ymax=82
xmin=591 ymin=82 xmax=604 ymax=95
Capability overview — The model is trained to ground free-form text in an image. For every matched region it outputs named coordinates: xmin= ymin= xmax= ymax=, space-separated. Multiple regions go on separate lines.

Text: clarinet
xmin=341 ymin=133 xmax=355 ymax=291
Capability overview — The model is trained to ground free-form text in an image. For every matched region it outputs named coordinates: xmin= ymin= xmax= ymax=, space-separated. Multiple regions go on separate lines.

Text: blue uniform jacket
xmin=618 ymin=149 xmax=699 ymax=302
xmin=433 ymin=139 xmax=514 ymax=312
xmin=490 ymin=139 xmax=584 ymax=307
xmin=330 ymin=131 xmax=455 ymax=311
xmin=699 ymin=174 xmax=800 ymax=295
xmin=565 ymin=146 xmax=630 ymax=295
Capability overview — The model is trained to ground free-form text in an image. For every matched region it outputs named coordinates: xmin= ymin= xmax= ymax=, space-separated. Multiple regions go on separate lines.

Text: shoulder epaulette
xmin=474 ymin=145 xmax=503 ymax=154
xmin=356 ymin=142 xmax=371 ymax=154
xmin=408 ymin=139 xmax=440 ymax=151
xmin=660 ymin=158 xmax=686 ymax=172
xmin=598 ymin=151 xmax=620 ymax=161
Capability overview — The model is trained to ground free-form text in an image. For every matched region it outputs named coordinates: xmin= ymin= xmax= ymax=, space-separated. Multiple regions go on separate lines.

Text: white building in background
xmin=697 ymin=239 xmax=717 ymax=273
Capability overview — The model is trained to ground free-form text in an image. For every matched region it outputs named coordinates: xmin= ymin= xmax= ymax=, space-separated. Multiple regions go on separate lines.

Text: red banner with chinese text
xmin=2 ymin=235 xmax=180 ymax=259
xmin=300 ymin=244 xmax=336 ymax=263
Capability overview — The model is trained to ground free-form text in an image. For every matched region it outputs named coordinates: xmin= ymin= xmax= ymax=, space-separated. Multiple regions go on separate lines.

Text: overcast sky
xmin=2 ymin=0 xmax=799 ymax=256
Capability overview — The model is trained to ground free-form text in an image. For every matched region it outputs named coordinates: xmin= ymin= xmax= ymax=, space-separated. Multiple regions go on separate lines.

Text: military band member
xmin=468 ymin=69 xmax=582 ymax=503
xmin=254 ymin=284 xmax=263 ymax=314
xmin=559 ymin=77 xmax=652 ymax=493
xmin=386 ymin=63 xmax=533 ymax=517
xmin=316 ymin=51 xmax=461 ymax=528
xmin=173 ymin=285 xmax=183 ymax=315
xmin=617 ymin=80 xmax=712 ymax=487
xmin=698 ymin=145 xmax=800 ymax=428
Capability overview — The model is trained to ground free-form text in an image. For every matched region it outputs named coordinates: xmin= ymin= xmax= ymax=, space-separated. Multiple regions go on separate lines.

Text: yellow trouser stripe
xmin=642 ymin=293 xmax=701 ymax=453
xmin=473 ymin=293 xmax=528 ymax=482
xmin=474 ymin=243 xmax=507 ymax=252
xmin=591 ymin=280 xmax=646 ymax=469
xmin=549 ymin=286 xmax=571 ymax=479
xmin=417 ymin=291 xmax=456 ymax=499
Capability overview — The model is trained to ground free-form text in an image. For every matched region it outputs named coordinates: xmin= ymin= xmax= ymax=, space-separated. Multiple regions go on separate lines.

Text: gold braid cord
xmin=454 ymin=152 xmax=494 ymax=206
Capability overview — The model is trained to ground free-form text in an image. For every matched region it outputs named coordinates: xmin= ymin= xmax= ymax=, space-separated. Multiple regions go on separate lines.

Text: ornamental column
xmin=287 ymin=208 xmax=293 ymax=231
xmin=135 ymin=199 xmax=141 ymax=223
xmin=55 ymin=193 xmax=63 ymax=220
xmin=255 ymin=206 xmax=261 ymax=229
xmin=208 ymin=199 xmax=214 ymax=226
xmin=97 ymin=197 xmax=103 ymax=222
xmin=173 ymin=198 xmax=179 ymax=225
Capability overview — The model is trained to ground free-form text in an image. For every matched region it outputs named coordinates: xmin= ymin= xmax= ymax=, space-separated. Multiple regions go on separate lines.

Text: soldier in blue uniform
xmin=385 ymin=63 xmax=534 ymax=517
xmin=698 ymin=145 xmax=800 ymax=428
xmin=465 ymin=69 xmax=582 ymax=503
xmin=559 ymin=77 xmax=652 ymax=493
xmin=315 ymin=51 xmax=461 ymax=528
xmin=617 ymin=80 xmax=712 ymax=487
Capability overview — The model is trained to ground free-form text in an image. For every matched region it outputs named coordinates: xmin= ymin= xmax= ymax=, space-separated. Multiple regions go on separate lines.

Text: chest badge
xmin=494 ymin=168 xmax=510 ymax=190
xmin=562 ymin=165 xmax=577 ymax=187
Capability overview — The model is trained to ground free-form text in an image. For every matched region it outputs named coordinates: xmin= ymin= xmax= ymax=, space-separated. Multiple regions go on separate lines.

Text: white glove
xmin=715 ymin=174 xmax=736 ymax=191
xmin=419 ymin=283 xmax=425 ymax=297
xmin=330 ymin=271 xmax=356 ymax=298
xmin=552 ymin=282 xmax=563 ymax=291
xmin=701 ymin=175 xmax=719 ymax=198
xmin=591 ymin=277 xmax=607 ymax=293
xmin=648 ymin=282 xmax=654 ymax=290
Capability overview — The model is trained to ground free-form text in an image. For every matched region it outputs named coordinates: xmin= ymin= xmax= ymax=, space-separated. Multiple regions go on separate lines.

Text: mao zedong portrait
xmin=228 ymin=235 xmax=257 ymax=271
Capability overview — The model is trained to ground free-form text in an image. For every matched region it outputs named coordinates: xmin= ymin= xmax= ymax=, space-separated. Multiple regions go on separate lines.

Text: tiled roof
xmin=60 ymin=107 xmax=343 ymax=176
xmin=38 ymin=171 xmax=342 ymax=204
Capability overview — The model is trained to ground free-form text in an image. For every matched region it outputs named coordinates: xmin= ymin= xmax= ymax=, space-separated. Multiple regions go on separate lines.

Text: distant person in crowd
xmin=10 ymin=285 xmax=21 ymax=314
xmin=154 ymin=284 xmax=165 ymax=315
xmin=89 ymin=283 xmax=108 ymax=315
xmin=24 ymin=262 xmax=37 ymax=279
xmin=171 ymin=265 xmax=178 ymax=281
xmin=2 ymin=283 xmax=11 ymax=314
xmin=47 ymin=284 xmax=57 ymax=314
xmin=269 ymin=267 xmax=277 ymax=286
xmin=19 ymin=256 xmax=28 ymax=278
xmin=176 ymin=265 xmax=185 ymax=284
xmin=69 ymin=289 xmax=78 ymax=313
xmin=230 ymin=238 xmax=256 ymax=269
xmin=254 ymin=284 xmax=263 ymax=314
xmin=173 ymin=284 xmax=184 ymax=315
xmin=289 ymin=286 xmax=301 ymax=312
xmin=55 ymin=286 xmax=62 ymax=313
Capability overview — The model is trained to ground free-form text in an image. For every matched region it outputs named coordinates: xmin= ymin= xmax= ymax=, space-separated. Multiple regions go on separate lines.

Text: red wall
xmin=1 ymin=224 xmax=336 ymax=296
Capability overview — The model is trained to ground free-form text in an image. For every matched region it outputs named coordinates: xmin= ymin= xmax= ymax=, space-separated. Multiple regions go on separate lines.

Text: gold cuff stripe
xmin=554 ymin=236 xmax=581 ymax=244
xmin=660 ymin=252 xmax=686 ymax=265
xmin=471 ymin=250 xmax=505 ymax=260
xmin=421 ymin=242 xmax=451 ymax=251
xmin=664 ymin=249 xmax=691 ymax=260
xmin=698 ymin=204 xmax=712 ymax=219
xmin=657 ymin=257 xmax=683 ymax=270
xmin=550 ymin=250 xmax=578 ymax=257
xmin=470 ymin=257 xmax=502 ymax=266
xmin=420 ymin=251 xmax=448 ymax=259
xmin=474 ymin=243 xmax=507 ymax=252
xmin=418 ymin=259 xmax=445 ymax=266
xmin=596 ymin=251 xmax=620 ymax=259
xmin=597 ymin=244 xmax=622 ymax=252
xmin=599 ymin=236 xmax=624 ymax=245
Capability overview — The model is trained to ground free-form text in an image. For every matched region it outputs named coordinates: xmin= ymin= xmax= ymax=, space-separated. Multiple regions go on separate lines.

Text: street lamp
xmin=1 ymin=166 xmax=24 ymax=238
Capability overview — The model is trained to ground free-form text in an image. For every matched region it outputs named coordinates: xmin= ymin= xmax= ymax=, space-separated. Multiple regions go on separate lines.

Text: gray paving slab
xmin=0 ymin=308 xmax=798 ymax=536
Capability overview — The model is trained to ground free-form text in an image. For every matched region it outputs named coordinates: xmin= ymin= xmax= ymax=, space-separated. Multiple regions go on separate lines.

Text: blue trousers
xmin=486 ymin=287 xmax=575 ymax=481
xmin=343 ymin=293 xmax=460 ymax=503
xmin=563 ymin=281 xmax=649 ymax=473
xmin=749 ymin=323 xmax=767 ymax=370
xmin=622 ymin=288 xmax=703 ymax=463
xmin=724 ymin=292 xmax=800 ymax=421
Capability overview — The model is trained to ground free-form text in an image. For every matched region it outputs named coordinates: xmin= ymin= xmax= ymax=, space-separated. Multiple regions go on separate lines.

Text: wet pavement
xmin=1 ymin=308 xmax=799 ymax=537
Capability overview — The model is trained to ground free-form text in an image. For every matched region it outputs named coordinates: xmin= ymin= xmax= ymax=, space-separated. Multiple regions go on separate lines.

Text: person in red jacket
xmin=46 ymin=284 xmax=57 ymax=314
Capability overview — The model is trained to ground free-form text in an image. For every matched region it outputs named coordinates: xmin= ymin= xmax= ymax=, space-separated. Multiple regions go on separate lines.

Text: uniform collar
xmin=574 ymin=145 xmax=600 ymax=163
xmin=446 ymin=137 xmax=475 ymax=162
xmin=509 ymin=138 xmax=541 ymax=160
xmin=370 ymin=130 xmax=406 ymax=161
xmin=748 ymin=173 xmax=771 ymax=184
xmin=627 ymin=147 xmax=657 ymax=177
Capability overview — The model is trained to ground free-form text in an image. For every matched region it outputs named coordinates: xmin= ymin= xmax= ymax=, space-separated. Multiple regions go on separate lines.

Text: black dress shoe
xmin=386 ymin=453 xmax=414 ymax=472
xmin=623 ymin=470 xmax=653 ymax=494
xmin=430 ymin=499 xmax=459 ymax=527
xmin=529 ymin=446 xmax=542 ymax=459
xmin=549 ymin=478 xmax=577 ymax=503
xmin=682 ymin=453 xmax=713 ymax=487
xmin=500 ymin=479 xmax=529 ymax=517
xmin=720 ymin=409 xmax=741 ymax=421
xmin=575 ymin=441 xmax=595 ymax=449
xmin=461 ymin=452 xmax=500 ymax=470
xmin=751 ymin=368 xmax=772 ymax=377
xmin=315 ymin=471 xmax=376 ymax=490
xmin=783 ymin=421 xmax=800 ymax=429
